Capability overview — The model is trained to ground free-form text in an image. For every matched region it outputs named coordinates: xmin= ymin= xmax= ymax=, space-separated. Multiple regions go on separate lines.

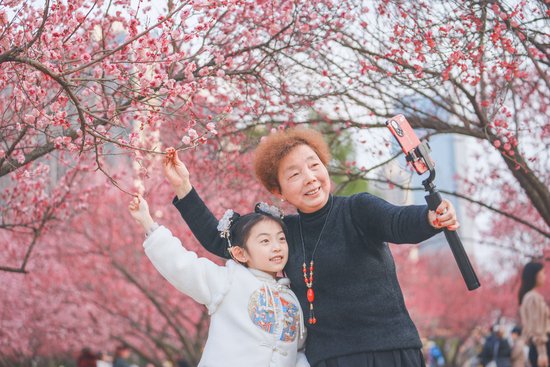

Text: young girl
xmin=164 ymin=128 xmax=460 ymax=367
xmin=128 ymin=195 xmax=308 ymax=367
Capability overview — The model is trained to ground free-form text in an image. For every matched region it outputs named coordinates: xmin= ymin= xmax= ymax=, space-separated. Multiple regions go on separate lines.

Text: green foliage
xmin=324 ymin=128 xmax=370 ymax=196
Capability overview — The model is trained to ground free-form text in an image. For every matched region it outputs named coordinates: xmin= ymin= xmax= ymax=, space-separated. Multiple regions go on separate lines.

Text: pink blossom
xmin=23 ymin=114 xmax=35 ymax=124
xmin=187 ymin=128 xmax=198 ymax=139
xmin=0 ymin=10 xmax=7 ymax=25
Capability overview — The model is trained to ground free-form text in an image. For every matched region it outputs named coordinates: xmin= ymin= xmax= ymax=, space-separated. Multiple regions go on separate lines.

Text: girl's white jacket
xmin=144 ymin=226 xmax=309 ymax=367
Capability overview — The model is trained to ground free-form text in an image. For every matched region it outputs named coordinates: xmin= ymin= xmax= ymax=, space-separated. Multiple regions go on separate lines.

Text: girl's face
xmin=536 ymin=267 xmax=546 ymax=287
xmin=236 ymin=219 xmax=288 ymax=277
xmin=275 ymin=144 xmax=331 ymax=214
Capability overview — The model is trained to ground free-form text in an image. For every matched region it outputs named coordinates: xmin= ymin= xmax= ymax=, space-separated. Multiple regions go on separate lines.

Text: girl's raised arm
xmin=129 ymin=195 xmax=230 ymax=309
xmin=143 ymin=225 xmax=230 ymax=312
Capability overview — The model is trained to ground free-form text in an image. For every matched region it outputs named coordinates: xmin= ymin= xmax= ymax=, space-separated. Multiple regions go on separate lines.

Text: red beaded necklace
xmin=298 ymin=196 xmax=333 ymax=325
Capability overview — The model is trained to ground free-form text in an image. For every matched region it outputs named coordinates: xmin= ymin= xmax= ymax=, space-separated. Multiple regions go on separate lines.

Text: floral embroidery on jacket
xmin=279 ymin=297 xmax=299 ymax=342
xmin=248 ymin=287 xmax=299 ymax=342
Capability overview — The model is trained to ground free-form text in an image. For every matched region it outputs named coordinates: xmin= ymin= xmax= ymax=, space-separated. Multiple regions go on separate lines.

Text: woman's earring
xmin=280 ymin=197 xmax=285 ymax=202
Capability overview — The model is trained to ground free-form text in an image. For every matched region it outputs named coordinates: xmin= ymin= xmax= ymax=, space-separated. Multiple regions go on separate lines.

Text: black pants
xmin=314 ymin=349 xmax=426 ymax=367
xmin=529 ymin=337 xmax=550 ymax=367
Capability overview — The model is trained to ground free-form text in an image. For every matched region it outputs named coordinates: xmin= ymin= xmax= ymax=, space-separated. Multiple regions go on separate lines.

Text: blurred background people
xmin=113 ymin=345 xmax=131 ymax=367
xmin=510 ymin=326 xmax=527 ymax=367
xmin=425 ymin=340 xmax=445 ymax=367
xmin=519 ymin=261 xmax=550 ymax=367
xmin=77 ymin=347 xmax=98 ymax=367
xmin=96 ymin=351 xmax=113 ymax=367
xmin=478 ymin=324 xmax=511 ymax=367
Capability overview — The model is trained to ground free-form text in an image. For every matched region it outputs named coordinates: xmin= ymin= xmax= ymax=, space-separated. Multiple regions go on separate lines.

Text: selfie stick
xmin=409 ymin=142 xmax=481 ymax=291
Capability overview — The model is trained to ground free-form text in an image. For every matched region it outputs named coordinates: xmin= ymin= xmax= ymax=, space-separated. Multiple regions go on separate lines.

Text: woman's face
xmin=275 ymin=144 xmax=331 ymax=213
xmin=536 ymin=267 xmax=546 ymax=287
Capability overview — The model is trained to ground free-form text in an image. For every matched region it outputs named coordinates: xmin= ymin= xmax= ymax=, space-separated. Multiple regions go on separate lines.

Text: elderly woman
xmin=163 ymin=128 xmax=459 ymax=367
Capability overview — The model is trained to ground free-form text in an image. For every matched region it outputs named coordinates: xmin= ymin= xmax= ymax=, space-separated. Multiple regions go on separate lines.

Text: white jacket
xmin=144 ymin=226 xmax=309 ymax=367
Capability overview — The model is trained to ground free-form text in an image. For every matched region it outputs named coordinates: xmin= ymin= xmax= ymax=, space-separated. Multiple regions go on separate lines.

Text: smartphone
xmin=386 ymin=114 xmax=431 ymax=174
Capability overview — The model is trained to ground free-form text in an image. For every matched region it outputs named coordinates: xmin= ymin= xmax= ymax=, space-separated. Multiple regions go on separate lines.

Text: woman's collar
xmin=297 ymin=194 xmax=333 ymax=220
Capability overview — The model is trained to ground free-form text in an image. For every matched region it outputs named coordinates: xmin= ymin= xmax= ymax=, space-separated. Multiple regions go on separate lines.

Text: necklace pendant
xmin=308 ymin=303 xmax=317 ymax=325
xmin=307 ymin=288 xmax=315 ymax=302
xmin=299 ymin=197 xmax=334 ymax=326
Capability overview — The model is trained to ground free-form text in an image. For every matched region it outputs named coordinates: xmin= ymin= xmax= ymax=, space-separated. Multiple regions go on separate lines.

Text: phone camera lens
xmin=390 ymin=120 xmax=404 ymax=137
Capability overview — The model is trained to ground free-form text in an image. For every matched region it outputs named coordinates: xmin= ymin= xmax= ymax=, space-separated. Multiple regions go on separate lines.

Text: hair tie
xmin=255 ymin=202 xmax=284 ymax=219
xmin=217 ymin=209 xmax=240 ymax=248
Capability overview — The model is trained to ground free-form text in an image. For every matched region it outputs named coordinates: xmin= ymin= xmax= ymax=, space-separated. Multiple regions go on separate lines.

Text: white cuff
xmin=145 ymin=222 xmax=160 ymax=237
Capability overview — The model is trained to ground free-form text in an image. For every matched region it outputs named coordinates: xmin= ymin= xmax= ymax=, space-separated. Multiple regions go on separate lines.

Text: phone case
xmin=386 ymin=114 xmax=429 ymax=174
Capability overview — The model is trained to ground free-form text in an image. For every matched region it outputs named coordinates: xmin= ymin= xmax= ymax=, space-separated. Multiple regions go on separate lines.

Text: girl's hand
xmin=428 ymin=199 xmax=460 ymax=231
xmin=128 ymin=195 xmax=155 ymax=231
xmin=538 ymin=354 xmax=549 ymax=367
xmin=162 ymin=147 xmax=192 ymax=199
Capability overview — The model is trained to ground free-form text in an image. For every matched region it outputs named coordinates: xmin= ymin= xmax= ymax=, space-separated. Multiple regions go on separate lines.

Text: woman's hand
xmin=538 ymin=354 xmax=549 ymax=367
xmin=428 ymin=199 xmax=460 ymax=231
xmin=162 ymin=147 xmax=192 ymax=199
xmin=128 ymin=194 xmax=155 ymax=232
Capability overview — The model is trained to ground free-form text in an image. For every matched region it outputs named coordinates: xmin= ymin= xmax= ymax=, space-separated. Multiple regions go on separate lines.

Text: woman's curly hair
xmin=254 ymin=127 xmax=331 ymax=193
